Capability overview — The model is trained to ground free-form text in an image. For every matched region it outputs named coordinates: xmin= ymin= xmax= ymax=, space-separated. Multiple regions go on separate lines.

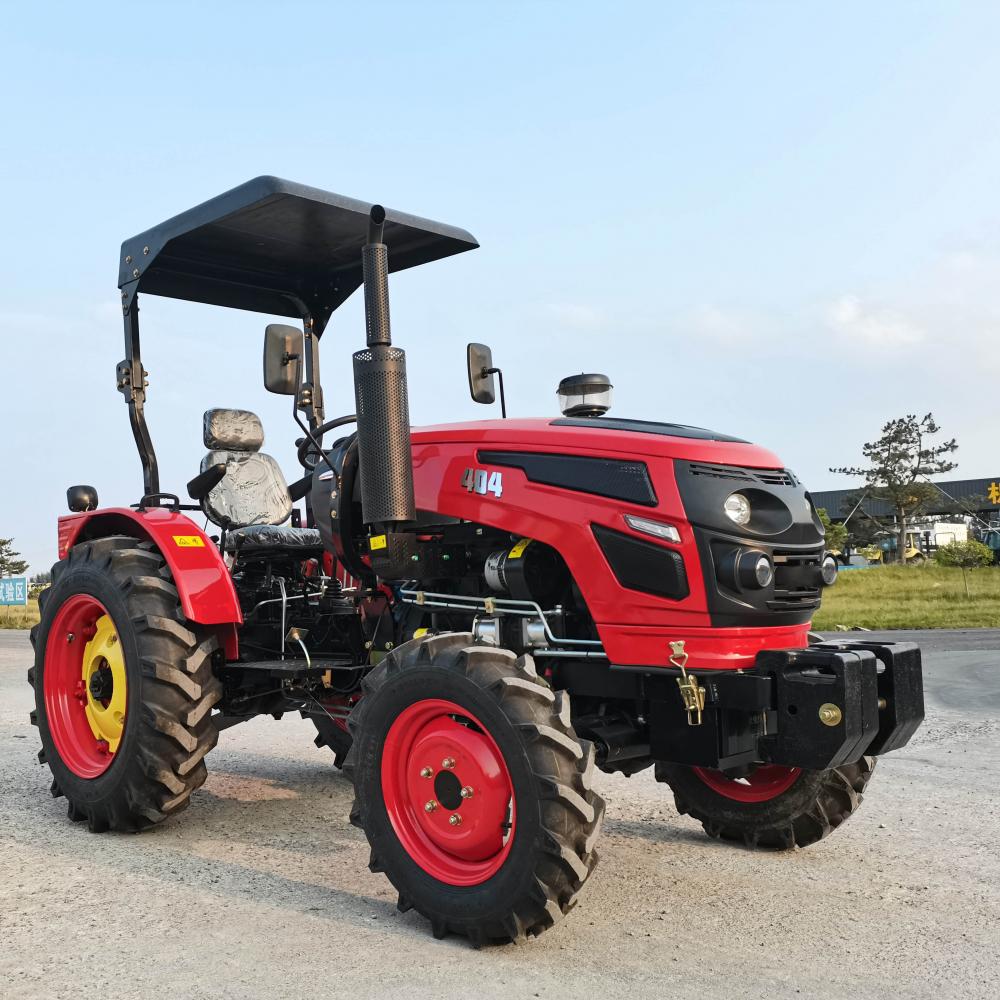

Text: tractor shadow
xmin=9 ymin=742 xmax=427 ymax=939
xmin=601 ymin=815 xmax=711 ymax=848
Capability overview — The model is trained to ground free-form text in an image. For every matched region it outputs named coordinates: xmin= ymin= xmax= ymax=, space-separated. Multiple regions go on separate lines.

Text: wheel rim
xmin=692 ymin=764 xmax=801 ymax=803
xmin=43 ymin=594 xmax=127 ymax=778
xmin=381 ymin=698 xmax=515 ymax=886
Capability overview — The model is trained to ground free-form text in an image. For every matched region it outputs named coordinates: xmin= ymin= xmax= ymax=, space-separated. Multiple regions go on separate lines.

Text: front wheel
xmin=656 ymin=757 xmax=876 ymax=849
xmin=345 ymin=633 xmax=604 ymax=945
xmin=29 ymin=536 xmax=222 ymax=832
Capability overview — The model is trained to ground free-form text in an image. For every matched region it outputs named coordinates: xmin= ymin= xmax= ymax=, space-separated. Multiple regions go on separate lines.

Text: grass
xmin=812 ymin=564 xmax=1000 ymax=631
xmin=0 ymin=599 xmax=39 ymax=629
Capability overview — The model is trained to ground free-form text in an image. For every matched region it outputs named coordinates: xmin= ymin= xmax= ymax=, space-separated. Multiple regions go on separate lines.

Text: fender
xmin=57 ymin=507 xmax=241 ymax=658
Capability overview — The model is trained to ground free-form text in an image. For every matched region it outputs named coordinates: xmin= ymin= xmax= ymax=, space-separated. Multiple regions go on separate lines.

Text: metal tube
xmin=368 ymin=204 xmax=385 ymax=245
xmin=398 ymin=588 xmax=603 ymax=647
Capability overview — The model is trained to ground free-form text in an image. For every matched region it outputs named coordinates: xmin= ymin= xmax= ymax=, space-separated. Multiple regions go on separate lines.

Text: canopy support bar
xmin=117 ymin=295 xmax=160 ymax=499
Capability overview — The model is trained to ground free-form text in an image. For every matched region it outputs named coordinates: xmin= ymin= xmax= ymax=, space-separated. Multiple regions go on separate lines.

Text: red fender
xmin=57 ymin=507 xmax=241 ymax=658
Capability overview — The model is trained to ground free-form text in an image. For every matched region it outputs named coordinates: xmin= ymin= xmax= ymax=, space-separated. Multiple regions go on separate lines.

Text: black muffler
xmin=352 ymin=205 xmax=416 ymax=529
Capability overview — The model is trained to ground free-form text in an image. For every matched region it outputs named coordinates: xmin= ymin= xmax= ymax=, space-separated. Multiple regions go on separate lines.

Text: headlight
xmin=723 ymin=492 xmax=751 ymax=526
xmin=821 ymin=554 xmax=838 ymax=586
xmin=752 ymin=553 xmax=774 ymax=587
xmin=624 ymin=513 xmax=681 ymax=544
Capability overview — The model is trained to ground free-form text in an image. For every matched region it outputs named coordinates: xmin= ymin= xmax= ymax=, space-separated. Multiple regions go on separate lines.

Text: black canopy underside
xmin=118 ymin=176 xmax=479 ymax=333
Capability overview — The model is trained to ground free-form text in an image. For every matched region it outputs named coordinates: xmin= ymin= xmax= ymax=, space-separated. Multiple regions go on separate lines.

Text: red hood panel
xmin=411 ymin=419 xmax=785 ymax=468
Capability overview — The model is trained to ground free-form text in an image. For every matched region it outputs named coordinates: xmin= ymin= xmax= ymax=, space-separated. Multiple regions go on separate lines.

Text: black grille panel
xmin=768 ymin=550 xmax=821 ymax=610
xmin=592 ymin=524 xmax=689 ymax=601
xmin=480 ymin=451 xmax=657 ymax=507
xmin=688 ymin=462 xmax=796 ymax=487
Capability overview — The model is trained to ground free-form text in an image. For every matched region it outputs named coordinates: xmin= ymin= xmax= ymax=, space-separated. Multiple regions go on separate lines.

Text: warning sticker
xmin=173 ymin=535 xmax=205 ymax=548
xmin=370 ymin=534 xmax=388 ymax=551
xmin=508 ymin=538 xmax=531 ymax=559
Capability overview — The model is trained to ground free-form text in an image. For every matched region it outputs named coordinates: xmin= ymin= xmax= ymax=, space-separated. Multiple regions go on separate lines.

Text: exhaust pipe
xmin=352 ymin=205 xmax=416 ymax=527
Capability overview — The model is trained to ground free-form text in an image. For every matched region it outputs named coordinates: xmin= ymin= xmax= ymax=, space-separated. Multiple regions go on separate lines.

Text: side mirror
xmin=67 ymin=484 xmax=98 ymax=512
xmin=263 ymin=324 xmax=303 ymax=395
xmin=467 ymin=343 xmax=496 ymax=405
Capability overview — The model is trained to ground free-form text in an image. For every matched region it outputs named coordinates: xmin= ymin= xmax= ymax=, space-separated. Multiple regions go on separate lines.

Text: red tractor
xmin=29 ymin=177 xmax=924 ymax=945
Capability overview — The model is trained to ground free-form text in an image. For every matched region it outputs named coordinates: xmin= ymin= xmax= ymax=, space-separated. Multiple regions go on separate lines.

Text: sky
xmin=2 ymin=1 xmax=1000 ymax=575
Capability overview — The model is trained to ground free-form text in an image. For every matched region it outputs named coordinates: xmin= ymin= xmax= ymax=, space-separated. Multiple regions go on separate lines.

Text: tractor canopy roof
xmin=118 ymin=176 xmax=479 ymax=331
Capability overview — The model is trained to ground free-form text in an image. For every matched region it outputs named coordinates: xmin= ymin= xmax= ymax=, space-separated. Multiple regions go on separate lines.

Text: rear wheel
xmin=304 ymin=709 xmax=354 ymax=768
xmin=345 ymin=633 xmax=604 ymax=944
xmin=656 ymin=757 xmax=876 ymax=849
xmin=28 ymin=536 xmax=222 ymax=832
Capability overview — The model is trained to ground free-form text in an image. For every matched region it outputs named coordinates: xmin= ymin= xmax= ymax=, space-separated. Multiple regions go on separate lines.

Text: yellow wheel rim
xmin=81 ymin=614 xmax=127 ymax=753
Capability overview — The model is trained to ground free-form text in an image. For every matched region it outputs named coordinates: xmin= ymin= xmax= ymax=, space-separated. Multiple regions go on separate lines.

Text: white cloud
xmin=826 ymin=294 xmax=924 ymax=348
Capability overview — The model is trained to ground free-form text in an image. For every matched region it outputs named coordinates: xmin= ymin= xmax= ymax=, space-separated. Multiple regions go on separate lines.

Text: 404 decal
xmin=461 ymin=467 xmax=503 ymax=497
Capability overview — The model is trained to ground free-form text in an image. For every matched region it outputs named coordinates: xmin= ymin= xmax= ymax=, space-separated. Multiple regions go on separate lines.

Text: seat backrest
xmin=200 ymin=408 xmax=293 ymax=529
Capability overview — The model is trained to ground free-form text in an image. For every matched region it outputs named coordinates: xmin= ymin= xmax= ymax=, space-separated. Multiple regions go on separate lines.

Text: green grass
xmin=0 ymin=599 xmax=39 ymax=629
xmin=812 ymin=564 xmax=1000 ymax=630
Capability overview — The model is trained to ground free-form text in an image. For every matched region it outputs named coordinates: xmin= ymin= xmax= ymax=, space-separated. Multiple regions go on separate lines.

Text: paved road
xmin=1 ymin=629 xmax=997 ymax=999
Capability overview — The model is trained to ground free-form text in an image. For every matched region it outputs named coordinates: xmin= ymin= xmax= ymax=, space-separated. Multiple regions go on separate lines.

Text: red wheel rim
xmin=43 ymin=594 xmax=126 ymax=779
xmin=381 ymin=698 xmax=515 ymax=886
xmin=692 ymin=764 xmax=801 ymax=803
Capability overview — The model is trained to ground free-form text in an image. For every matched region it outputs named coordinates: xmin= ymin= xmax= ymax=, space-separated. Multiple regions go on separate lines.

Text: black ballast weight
xmin=644 ymin=641 xmax=921 ymax=772
xmin=810 ymin=640 xmax=925 ymax=755
xmin=756 ymin=647 xmax=880 ymax=769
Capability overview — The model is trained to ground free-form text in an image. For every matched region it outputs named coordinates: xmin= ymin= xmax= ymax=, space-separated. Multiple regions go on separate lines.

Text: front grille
xmin=756 ymin=470 xmax=797 ymax=487
xmin=768 ymin=549 xmax=821 ymax=611
xmin=688 ymin=463 xmax=797 ymax=487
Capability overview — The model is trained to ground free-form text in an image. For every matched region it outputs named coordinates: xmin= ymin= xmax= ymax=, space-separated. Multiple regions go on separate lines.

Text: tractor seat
xmin=195 ymin=409 xmax=315 ymax=546
xmin=224 ymin=524 xmax=323 ymax=553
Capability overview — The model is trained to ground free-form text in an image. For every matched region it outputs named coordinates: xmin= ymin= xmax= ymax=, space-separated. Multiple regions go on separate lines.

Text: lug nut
xmin=420 ymin=767 xmax=433 ymax=779
xmin=448 ymin=814 xmax=462 ymax=826
xmin=424 ymin=800 xmax=438 ymax=813
xmin=442 ymin=757 xmax=455 ymax=769
xmin=460 ymin=786 xmax=474 ymax=799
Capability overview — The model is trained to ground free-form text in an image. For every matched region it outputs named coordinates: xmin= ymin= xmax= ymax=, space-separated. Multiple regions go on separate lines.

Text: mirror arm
xmin=485 ymin=367 xmax=507 ymax=418
xmin=291 ymin=398 xmax=327 ymax=468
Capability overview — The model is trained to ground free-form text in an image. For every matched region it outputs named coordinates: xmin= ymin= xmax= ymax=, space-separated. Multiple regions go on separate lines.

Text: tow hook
xmin=670 ymin=641 xmax=706 ymax=726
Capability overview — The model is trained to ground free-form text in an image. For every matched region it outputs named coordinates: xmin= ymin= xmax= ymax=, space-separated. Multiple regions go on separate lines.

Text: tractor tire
xmin=344 ymin=632 xmax=604 ymax=945
xmin=304 ymin=711 xmax=353 ymax=768
xmin=28 ymin=536 xmax=222 ymax=832
xmin=655 ymin=757 xmax=876 ymax=850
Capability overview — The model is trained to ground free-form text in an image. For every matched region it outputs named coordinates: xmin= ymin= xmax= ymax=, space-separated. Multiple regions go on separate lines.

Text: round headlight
xmin=731 ymin=548 xmax=773 ymax=589
xmin=754 ymin=554 xmax=774 ymax=588
xmin=723 ymin=493 xmax=751 ymax=526
xmin=821 ymin=554 xmax=838 ymax=586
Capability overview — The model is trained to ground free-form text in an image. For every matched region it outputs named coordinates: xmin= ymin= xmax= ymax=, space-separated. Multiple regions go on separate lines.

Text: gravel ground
xmin=1 ymin=628 xmax=997 ymax=999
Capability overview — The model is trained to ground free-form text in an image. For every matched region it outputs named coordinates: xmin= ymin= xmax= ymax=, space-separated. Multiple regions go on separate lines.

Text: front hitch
xmin=645 ymin=641 xmax=924 ymax=771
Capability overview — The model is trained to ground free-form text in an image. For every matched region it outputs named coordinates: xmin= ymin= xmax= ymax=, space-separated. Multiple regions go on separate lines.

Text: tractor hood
xmin=411 ymin=418 xmax=785 ymax=469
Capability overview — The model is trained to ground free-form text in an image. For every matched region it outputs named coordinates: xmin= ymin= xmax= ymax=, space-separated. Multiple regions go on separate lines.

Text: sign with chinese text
xmin=0 ymin=577 xmax=28 ymax=606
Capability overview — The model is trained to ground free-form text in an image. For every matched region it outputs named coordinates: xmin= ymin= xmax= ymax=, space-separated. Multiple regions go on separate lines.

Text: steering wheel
xmin=296 ymin=414 xmax=358 ymax=470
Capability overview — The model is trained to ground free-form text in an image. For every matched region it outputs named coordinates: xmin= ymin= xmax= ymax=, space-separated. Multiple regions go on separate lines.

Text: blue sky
xmin=2 ymin=2 xmax=999 ymax=574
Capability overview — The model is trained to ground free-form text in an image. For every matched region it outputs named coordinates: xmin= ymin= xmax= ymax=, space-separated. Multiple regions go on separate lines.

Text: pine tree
xmin=831 ymin=414 xmax=957 ymax=565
